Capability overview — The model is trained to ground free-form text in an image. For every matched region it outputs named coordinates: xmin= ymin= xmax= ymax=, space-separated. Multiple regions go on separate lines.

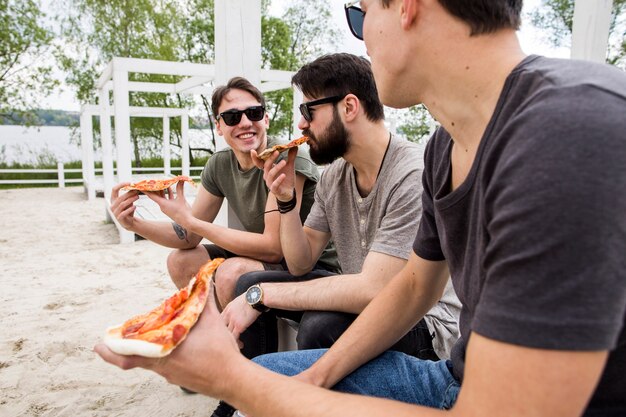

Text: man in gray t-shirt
xmin=222 ymin=53 xmax=459 ymax=364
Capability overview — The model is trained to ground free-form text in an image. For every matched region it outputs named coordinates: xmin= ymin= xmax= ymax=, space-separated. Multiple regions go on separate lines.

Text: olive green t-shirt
xmin=201 ymin=138 xmax=339 ymax=271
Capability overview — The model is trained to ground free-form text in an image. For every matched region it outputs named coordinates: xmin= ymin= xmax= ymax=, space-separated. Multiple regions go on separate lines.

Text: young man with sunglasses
xmin=109 ymin=75 xmax=338 ymax=321
xmin=97 ymin=1 xmax=626 ymax=416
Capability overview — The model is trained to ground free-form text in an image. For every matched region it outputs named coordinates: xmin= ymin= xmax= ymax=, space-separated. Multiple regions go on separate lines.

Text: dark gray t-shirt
xmin=414 ymin=55 xmax=626 ymax=414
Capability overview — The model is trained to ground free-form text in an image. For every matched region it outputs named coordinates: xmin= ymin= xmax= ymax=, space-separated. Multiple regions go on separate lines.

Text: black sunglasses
xmin=217 ymin=105 xmax=265 ymax=126
xmin=299 ymin=96 xmax=343 ymax=123
xmin=344 ymin=1 xmax=364 ymax=40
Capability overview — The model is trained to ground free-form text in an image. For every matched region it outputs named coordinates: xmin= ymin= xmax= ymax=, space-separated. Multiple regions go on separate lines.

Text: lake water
xmin=0 ymin=125 xmax=220 ymax=165
xmin=0 ymin=125 xmax=82 ymax=164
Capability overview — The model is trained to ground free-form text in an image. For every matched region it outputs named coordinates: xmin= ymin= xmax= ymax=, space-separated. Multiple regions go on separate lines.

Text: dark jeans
xmin=235 ymin=270 xmax=439 ymax=361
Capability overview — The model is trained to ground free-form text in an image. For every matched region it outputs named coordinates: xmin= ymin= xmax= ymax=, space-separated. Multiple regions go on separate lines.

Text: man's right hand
xmin=251 ymin=147 xmax=298 ymax=202
xmin=110 ymin=182 xmax=140 ymax=230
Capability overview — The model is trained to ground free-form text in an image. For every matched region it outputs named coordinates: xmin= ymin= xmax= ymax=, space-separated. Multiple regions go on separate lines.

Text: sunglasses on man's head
xmin=217 ymin=106 xmax=265 ymax=126
xmin=299 ymin=96 xmax=344 ymax=123
xmin=344 ymin=1 xmax=364 ymax=40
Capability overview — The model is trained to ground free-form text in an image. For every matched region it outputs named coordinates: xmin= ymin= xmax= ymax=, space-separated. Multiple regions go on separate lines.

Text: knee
xmin=166 ymin=250 xmax=194 ymax=287
xmin=214 ymin=258 xmax=262 ymax=300
xmin=297 ymin=311 xmax=356 ymax=350
xmin=253 ymin=350 xmax=326 ymax=376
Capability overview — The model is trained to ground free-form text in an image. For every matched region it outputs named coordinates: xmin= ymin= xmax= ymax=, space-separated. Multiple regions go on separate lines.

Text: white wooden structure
xmin=80 ymin=0 xmax=301 ymax=243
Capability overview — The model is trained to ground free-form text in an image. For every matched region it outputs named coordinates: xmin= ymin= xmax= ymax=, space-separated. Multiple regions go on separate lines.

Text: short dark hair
xmin=292 ymin=53 xmax=385 ymax=122
xmin=211 ymin=77 xmax=266 ymax=118
xmin=380 ymin=0 xmax=522 ymax=35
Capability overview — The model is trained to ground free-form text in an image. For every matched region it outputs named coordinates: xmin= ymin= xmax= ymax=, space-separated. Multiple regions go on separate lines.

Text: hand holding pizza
xmin=252 ymin=146 xmax=299 ymax=203
xmin=94 ymin=266 xmax=243 ymax=397
xmin=110 ymin=182 xmax=140 ymax=230
xmin=143 ymin=180 xmax=194 ymax=226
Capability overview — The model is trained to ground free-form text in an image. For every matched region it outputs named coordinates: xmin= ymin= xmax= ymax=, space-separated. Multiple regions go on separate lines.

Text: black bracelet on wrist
xmin=277 ymin=189 xmax=297 ymax=214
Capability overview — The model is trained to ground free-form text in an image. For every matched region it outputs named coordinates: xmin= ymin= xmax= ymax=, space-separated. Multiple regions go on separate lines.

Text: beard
xmin=305 ymin=107 xmax=351 ymax=166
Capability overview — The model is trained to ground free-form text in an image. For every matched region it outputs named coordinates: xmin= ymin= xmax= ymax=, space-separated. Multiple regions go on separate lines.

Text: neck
xmin=345 ymin=122 xmax=390 ymax=195
xmin=420 ymin=30 xmax=526 ymax=151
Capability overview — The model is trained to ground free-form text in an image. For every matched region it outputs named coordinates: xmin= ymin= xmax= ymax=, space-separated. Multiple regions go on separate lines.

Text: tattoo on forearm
xmin=172 ymin=222 xmax=189 ymax=242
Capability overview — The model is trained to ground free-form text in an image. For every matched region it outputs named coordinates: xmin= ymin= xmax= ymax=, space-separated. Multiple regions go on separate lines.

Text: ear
xmin=215 ymin=120 xmax=224 ymax=136
xmin=400 ymin=0 xmax=419 ymax=31
xmin=343 ymin=94 xmax=360 ymax=122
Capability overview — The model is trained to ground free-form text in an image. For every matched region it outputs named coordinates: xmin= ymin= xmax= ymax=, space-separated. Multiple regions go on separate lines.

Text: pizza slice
xmin=103 ymin=258 xmax=224 ymax=357
xmin=121 ymin=175 xmax=196 ymax=192
xmin=256 ymin=136 xmax=309 ymax=161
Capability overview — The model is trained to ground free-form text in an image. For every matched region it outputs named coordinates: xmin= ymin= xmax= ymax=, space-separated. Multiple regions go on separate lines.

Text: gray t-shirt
xmin=414 ymin=55 xmax=626 ymax=414
xmin=201 ymin=138 xmax=340 ymax=271
xmin=306 ymin=135 xmax=460 ymax=359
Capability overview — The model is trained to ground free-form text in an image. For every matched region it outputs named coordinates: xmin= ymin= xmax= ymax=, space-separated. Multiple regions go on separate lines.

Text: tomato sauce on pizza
xmin=104 ymin=258 xmax=224 ymax=357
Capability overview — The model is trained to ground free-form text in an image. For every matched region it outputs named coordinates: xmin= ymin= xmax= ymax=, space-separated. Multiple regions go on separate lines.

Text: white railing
xmin=0 ymin=162 xmax=204 ymax=188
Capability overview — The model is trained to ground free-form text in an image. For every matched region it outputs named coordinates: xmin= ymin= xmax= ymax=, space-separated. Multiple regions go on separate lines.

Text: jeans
xmin=235 ymin=270 xmax=439 ymax=361
xmin=254 ymin=349 xmax=460 ymax=410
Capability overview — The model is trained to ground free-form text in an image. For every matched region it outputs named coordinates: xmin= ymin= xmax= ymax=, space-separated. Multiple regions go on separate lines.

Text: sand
xmin=0 ymin=187 xmax=219 ymax=416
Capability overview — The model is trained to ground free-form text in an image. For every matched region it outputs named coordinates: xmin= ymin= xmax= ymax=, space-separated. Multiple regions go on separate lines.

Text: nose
xmin=238 ymin=113 xmax=253 ymax=127
xmin=297 ymin=115 xmax=309 ymax=131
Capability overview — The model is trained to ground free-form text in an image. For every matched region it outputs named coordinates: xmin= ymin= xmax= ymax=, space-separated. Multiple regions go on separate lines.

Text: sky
xmin=44 ymin=0 xmax=570 ymax=112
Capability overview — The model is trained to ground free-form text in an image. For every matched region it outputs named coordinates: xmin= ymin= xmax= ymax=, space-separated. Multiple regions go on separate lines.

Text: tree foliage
xmin=54 ymin=0 xmax=341 ymax=163
xmin=0 ymin=0 xmax=58 ymax=124
xmin=530 ymin=0 xmax=626 ymax=68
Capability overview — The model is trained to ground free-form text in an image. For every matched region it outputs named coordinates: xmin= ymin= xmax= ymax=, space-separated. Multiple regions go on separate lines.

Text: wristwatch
xmin=245 ymin=284 xmax=269 ymax=312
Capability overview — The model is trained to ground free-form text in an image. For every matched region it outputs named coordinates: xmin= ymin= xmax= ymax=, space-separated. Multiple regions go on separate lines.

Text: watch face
xmin=246 ymin=286 xmax=262 ymax=305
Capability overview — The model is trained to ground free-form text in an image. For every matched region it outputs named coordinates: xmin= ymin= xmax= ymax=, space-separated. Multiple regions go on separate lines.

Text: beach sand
xmin=0 ymin=187 xmax=219 ymax=416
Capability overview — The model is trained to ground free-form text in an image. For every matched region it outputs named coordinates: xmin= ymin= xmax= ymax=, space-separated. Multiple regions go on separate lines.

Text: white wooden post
xmin=181 ymin=112 xmax=190 ymax=177
xmin=571 ymin=0 xmax=613 ymax=63
xmin=100 ymin=88 xmax=114 ymax=203
xmin=112 ymin=63 xmax=132 ymax=183
xmin=79 ymin=109 xmax=96 ymax=200
xmin=214 ymin=0 xmax=262 ymax=86
xmin=112 ymin=60 xmax=135 ymax=243
xmin=57 ymin=162 xmax=65 ymax=188
xmin=163 ymin=116 xmax=171 ymax=176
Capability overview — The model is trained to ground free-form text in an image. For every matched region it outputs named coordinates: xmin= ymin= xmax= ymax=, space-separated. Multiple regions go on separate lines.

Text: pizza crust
xmin=104 ymin=326 xmax=173 ymax=358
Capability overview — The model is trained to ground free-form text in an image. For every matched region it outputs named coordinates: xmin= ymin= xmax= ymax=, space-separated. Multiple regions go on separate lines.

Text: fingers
xmin=93 ymin=343 xmax=152 ymax=370
xmin=111 ymin=182 xmax=131 ymax=200
xmin=250 ymin=150 xmax=265 ymax=169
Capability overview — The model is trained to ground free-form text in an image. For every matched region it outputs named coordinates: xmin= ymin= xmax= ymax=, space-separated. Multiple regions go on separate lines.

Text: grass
xmin=0 ymin=156 xmax=209 ymax=189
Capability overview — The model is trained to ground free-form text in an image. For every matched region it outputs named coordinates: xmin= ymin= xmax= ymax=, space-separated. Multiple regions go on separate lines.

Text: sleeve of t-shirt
xmin=287 ymin=147 xmax=320 ymax=183
xmin=369 ymin=165 xmax=424 ymax=260
xmin=413 ymin=132 xmax=447 ymax=261
xmin=304 ymin=167 xmax=331 ymax=233
xmin=200 ymin=152 xmax=225 ymax=197
xmin=473 ymin=91 xmax=626 ymax=351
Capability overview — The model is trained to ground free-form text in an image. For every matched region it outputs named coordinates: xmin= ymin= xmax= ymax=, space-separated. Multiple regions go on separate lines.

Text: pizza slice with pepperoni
xmin=256 ymin=136 xmax=309 ymax=161
xmin=121 ymin=175 xmax=195 ymax=192
xmin=104 ymin=258 xmax=224 ymax=357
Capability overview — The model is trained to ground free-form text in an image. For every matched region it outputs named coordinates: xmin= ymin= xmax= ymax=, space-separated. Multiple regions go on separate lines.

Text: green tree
xmin=530 ymin=0 xmax=626 ymax=68
xmin=0 ymin=0 xmax=58 ymax=124
xmin=56 ymin=0 xmax=200 ymax=165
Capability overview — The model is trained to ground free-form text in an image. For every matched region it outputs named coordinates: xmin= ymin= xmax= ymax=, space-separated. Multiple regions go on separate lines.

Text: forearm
xmin=130 ymin=219 xmax=201 ymax=249
xmin=307 ymin=256 xmax=448 ymax=388
xmin=263 ymin=273 xmax=379 ymax=314
xmin=186 ymin=217 xmax=282 ymax=263
xmin=220 ymin=358 xmax=446 ymax=417
xmin=279 ymin=211 xmax=318 ymax=275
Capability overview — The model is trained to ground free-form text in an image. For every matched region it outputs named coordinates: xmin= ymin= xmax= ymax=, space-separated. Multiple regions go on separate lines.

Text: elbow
xmin=286 ymin=264 xmax=313 ymax=277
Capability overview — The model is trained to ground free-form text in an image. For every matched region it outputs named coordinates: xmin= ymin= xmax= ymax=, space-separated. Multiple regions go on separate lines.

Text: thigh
xmin=253 ymin=350 xmax=460 ymax=409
